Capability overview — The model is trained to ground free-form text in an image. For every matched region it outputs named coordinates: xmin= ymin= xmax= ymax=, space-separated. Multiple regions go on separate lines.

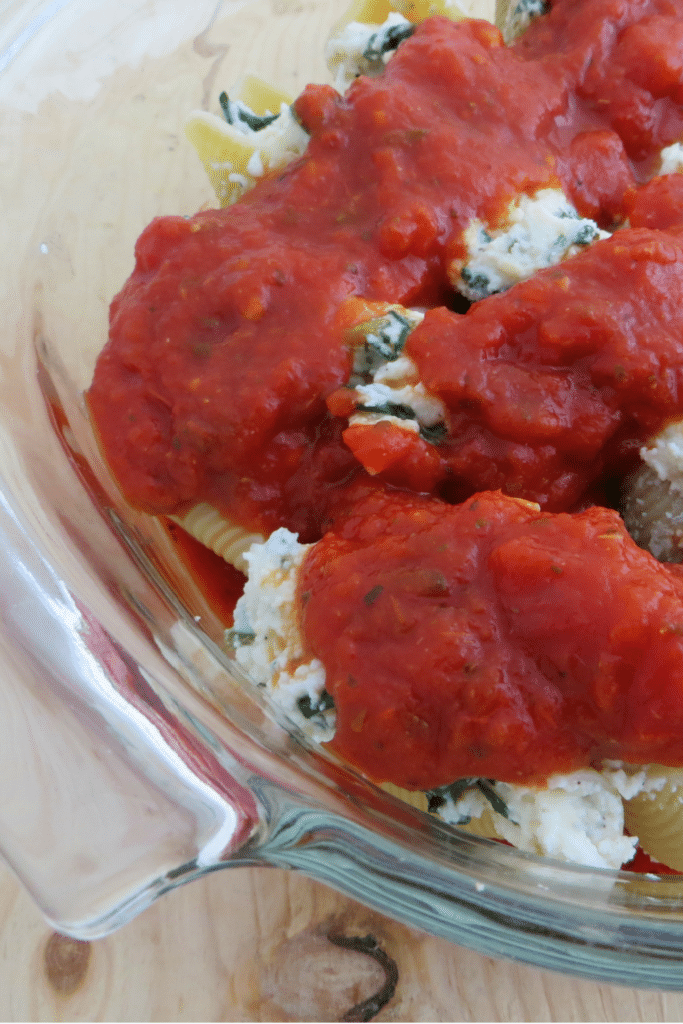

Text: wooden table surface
xmin=3 ymin=0 xmax=683 ymax=1020
xmin=0 ymin=857 xmax=679 ymax=1022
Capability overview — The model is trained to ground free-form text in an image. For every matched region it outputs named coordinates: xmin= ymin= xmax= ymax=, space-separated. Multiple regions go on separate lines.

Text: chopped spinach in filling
xmin=352 ymin=309 xmax=416 ymax=376
xmin=427 ymin=777 xmax=510 ymax=824
xmin=363 ymin=20 xmax=416 ymax=62
xmin=219 ymin=93 xmax=280 ymax=133
xmin=357 ymin=400 xmax=417 ymax=420
xmin=225 ymin=626 xmax=256 ymax=649
xmin=501 ymin=0 xmax=549 ymax=42
xmin=297 ymin=689 xmax=335 ymax=719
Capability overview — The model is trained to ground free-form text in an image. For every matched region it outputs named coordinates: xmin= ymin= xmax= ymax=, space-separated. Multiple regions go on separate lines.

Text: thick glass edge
xmin=0 ymin=475 xmax=265 ymax=930
xmin=247 ymin=792 xmax=683 ymax=990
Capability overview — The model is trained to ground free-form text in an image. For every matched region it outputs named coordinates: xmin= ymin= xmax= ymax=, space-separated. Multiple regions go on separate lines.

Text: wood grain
xmin=0 ymin=859 xmax=678 ymax=1022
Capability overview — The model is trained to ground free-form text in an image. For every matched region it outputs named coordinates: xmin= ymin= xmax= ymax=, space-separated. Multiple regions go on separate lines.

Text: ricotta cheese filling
xmin=498 ymin=0 xmax=548 ymax=43
xmin=350 ymin=355 xmax=448 ymax=436
xmin=228 ymin=529 xmax=335 ymax=742
xmin=186 ymin=102 xmax=309 ymax=201
xmin=659 ymin=142 xmax=683 ymax=176
xmin=345 ymin=306 xmax=449 ymax=439
xmin=432 ymin=770 xmax=641 ymax=870
xmin=230 ymin=102 xmax=309 ymax=179
xmin=448 ymin=188 xmax=610 ymax=302
xmin=325 ymin=13 xmax=415 ymax=92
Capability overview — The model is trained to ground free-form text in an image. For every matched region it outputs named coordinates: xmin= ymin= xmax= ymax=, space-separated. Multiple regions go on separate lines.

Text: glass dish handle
xmin=0 ymin=484 xmax=260 ymax=939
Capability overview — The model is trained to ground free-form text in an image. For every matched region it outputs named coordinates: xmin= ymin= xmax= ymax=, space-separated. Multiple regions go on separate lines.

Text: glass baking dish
xmin=5 ymin=0 xmax=683 ymax=989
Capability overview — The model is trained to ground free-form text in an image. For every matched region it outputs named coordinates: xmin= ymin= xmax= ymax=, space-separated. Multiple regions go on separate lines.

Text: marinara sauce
xmin=89 ymin=0 xmax=683 ymax=539
xmin=300 ymin=488 xmax=683 ymax=788
xmin=338 ymin=227 xmax=683 ymax=508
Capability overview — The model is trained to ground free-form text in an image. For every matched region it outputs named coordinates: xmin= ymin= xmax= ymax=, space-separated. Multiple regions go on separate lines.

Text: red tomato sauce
xmin=337 ymin=227 xmax=683 ymax=509
xmin=89 ymin=0 xmax=683 ymax=540
xmin=299 ymin=488 xmax=683 ymax=789
xmin=88 ymin=0 xmax=683 ymax=864
xmin=626 ymin=172 xmax=683 ymax=227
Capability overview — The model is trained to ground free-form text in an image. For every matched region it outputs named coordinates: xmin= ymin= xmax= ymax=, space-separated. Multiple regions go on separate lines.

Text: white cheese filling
xmin=350 ymin=355 xmax=448 ymax=434
xmin=344 ymin=306 xmax=449 ymax=438
xmin=192 ymin=102 xmax=309 ymax=187
xmin=659 ymin=142 xmax=683 ymax=176
xmin=236 ymin=103 xmax=309 ymax=178
xmin=498 ymin=0 xmax=548 ymax=43
xmin=229 ymin=529 xmax=335 ymax=742
xmin=325 ymin=13 xmax=414 ymax=93
xmin=449 ymin=188 xmax=610 ymax=301
xmin=435 ymin=769 xmax=644 ymax=870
